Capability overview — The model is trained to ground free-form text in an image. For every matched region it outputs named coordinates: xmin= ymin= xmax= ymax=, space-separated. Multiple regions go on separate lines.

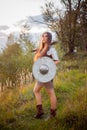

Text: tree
xmin=0 ymin=43 xmax=23 ymax=88
xmin=41 ymin=0 xmax=83 ymax=54
xmin=79 ymin=0 xmax=87 ymax=50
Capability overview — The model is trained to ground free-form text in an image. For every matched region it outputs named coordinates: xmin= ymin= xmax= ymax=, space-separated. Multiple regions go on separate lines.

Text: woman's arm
xmin=34 ymin=43 xmax=49 ymax=62
xmin=38 ymin=43 xmax=49 ymax=57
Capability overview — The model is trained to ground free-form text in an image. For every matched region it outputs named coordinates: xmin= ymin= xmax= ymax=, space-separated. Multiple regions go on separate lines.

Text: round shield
xmin=32 ymin=56 xmax=56 ymax=83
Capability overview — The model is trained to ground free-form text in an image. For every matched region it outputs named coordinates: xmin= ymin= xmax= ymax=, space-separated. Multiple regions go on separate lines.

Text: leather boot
xmin=34 ymin=104 xmax=44 ymax=119
xmin=50 ymin=109 xmax=57 ymax=118
xmin=45 ymin=109 xmax=57 ymax=121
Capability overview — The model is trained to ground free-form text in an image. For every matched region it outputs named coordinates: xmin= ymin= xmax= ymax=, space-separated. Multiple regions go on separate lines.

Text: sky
xmin=0 ymin=0 xmax=62 ymax=26
xmin=0 ymin=0 xmax=62 ymax=50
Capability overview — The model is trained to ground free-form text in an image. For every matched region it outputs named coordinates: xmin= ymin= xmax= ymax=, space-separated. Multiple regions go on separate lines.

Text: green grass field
xmin=0 ymin=52 xmax=87 ymax=130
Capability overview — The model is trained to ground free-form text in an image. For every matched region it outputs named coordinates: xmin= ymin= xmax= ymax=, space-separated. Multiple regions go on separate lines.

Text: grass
xmin=0 ymin=52 xmax=87 ymax=130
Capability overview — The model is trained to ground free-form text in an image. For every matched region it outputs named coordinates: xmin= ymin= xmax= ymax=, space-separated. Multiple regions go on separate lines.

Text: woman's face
xmin=41 ymin=33 xmax=50 ymax=43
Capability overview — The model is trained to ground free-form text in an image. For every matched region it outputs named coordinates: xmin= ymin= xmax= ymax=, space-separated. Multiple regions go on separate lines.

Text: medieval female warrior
xmin=33 ymin=32 xmax=59 ymax=119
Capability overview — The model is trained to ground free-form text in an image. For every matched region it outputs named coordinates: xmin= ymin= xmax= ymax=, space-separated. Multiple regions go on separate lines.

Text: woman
xmin=33 ymin=32 xmax=59 ymax=119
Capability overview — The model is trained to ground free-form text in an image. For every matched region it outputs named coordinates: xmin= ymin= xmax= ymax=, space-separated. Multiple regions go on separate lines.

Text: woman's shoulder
xmin=47 ymin=46 xmax=56 ymax=55
xmin=49 ymin=46 xmax=56 ymax=52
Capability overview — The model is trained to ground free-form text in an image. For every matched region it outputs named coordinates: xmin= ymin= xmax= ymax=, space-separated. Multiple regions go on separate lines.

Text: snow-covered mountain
xmin=18 ymin=15 xmax=46 ymax=26
xmin=0 ymin=25 xmax=9 ymax=30
xmin=16 ymin=14 xmax=51 ymax=43
xmin=17 ymin=14 xmax=50 ymax=35
xmin=0 ymin=32 xmax=8 ymax=52
xmin=0 ymin=14 xmax=56 ymax=51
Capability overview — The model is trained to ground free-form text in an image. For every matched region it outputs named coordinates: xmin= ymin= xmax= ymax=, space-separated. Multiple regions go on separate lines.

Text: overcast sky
xmin=0 ymin=0 xmax=62 ymax=26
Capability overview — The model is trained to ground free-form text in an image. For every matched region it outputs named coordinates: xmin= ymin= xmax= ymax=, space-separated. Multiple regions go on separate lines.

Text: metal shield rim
xmin=32 ymin=56 xmax=56 ymax=82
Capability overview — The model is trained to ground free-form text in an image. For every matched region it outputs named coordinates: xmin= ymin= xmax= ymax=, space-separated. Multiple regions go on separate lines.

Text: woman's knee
xmin=33 ymin=87 xmax=38 ymax=94
xmin=33 ymin=85 xmax=41 ymax=94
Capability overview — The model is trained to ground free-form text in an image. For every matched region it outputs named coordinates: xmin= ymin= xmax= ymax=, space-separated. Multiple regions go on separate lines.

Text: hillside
xmin=0 ymin=52 xmax=87 ymax=130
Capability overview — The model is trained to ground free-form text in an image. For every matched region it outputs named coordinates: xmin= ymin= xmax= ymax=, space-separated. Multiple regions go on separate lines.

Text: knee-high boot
xmin=34 ymin=104 xmax=44 ymax=118
xmin=45 ymin=109 xmax=57 ymax=121
xmin=50 ymin=109 xmax=57 ymax=117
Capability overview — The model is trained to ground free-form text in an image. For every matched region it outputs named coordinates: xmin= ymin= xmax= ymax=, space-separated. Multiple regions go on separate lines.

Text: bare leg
xmin=45 ymin=82 xmax=57 ymax=118
xmin=33 ymin=82 xmax=44 ymax=118
xmin=33 ymin=82 xmax=42 ymax=105
xmin=45 ymin=82 xmax=57 ymax=110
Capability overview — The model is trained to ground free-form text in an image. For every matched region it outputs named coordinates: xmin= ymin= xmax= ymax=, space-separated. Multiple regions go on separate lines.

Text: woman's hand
xmin=54 ymin=60 xmax=60 ymax=65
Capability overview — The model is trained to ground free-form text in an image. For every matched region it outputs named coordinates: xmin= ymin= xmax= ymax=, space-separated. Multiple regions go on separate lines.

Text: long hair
xmin=39 ymin=32 xmax=52 ymax=51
